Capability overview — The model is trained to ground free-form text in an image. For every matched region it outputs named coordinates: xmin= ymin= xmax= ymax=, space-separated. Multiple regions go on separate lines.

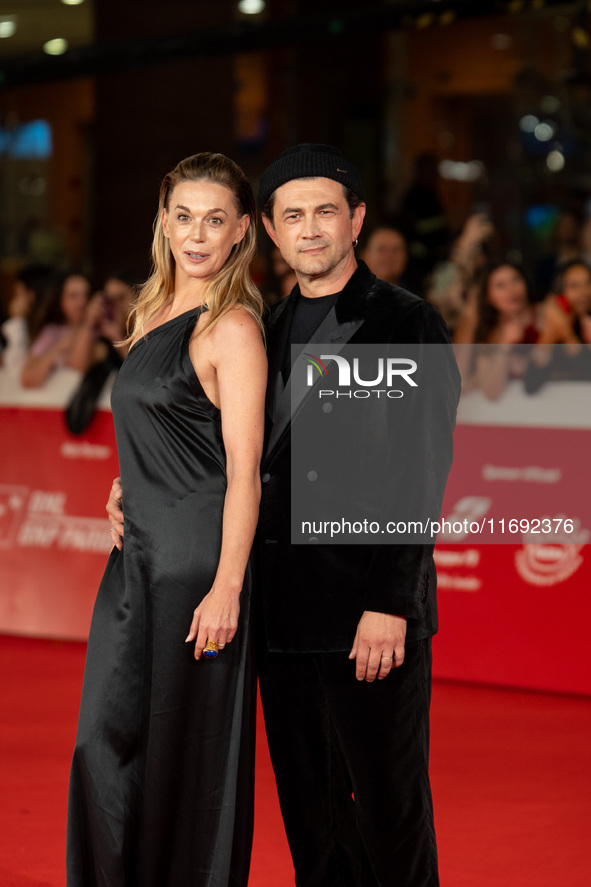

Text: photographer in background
xmin=64 ymin=270 xmax=139 ymax=433
xmin=0 ymin=264 xmax=57 ymax=377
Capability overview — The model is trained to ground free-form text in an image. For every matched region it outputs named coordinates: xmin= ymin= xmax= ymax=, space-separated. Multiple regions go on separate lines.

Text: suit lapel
xmin=265 ymin=295 xmax=296 ymax=424
xmin=264 ymin=306 xmax=364 ymax=464
xmin=263 ymin=261 xmax=378 ymax=467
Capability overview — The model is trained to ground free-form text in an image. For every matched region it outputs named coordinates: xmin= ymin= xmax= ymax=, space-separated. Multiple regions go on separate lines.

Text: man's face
xmin=262 ymin=178 xmax=365 ymax=281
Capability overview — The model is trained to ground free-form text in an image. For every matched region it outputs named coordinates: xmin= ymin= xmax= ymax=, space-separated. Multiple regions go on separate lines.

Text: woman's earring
xmin=352 ymin=238 xmax=359 ymax=248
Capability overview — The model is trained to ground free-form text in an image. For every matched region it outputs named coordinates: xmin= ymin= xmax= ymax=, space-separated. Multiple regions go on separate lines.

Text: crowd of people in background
xmin=1 ymin=266 xmax=137 ymax=383
xmin=2 ymin=177 xmax=591 ymax=407
xmin=0 ymin=265 xmax=138 ymax=431
xmin=262 ymin=203 xmax=591 ymax=398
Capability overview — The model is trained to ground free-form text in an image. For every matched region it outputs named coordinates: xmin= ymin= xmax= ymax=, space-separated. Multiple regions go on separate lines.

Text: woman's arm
xmin=21 ymin=328 xmax=74 ymax=388
xmin=67 ymin=295 xmax=105 ymax=372
xmin=537 ymin=298 xmax=571 ymax=345
xmin=453 ymin=292 xmax=478 ymax=345
xmin=472 ymin=346 xmax=513 ymax=400
xmin=185 ymin=308 xmax=267 ymax=659
xmin=1 ymin=317 xmax=29 ymax=374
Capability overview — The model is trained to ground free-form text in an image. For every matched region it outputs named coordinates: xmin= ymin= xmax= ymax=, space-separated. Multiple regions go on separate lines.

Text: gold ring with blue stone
xmin=203 ymin=640 xmax=220 ymax=659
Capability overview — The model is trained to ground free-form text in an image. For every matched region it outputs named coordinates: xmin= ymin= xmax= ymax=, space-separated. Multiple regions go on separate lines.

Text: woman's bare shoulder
xmin=209 ymin=304 xmax=264 ymax=345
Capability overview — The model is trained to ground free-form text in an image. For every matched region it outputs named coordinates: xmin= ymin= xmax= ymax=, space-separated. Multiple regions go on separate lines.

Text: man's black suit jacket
xmin=257 ymin=261 xmax=460 ymax=653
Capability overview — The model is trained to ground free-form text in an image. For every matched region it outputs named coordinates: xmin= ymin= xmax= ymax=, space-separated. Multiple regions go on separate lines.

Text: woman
xmin=64 ymin=270 xmax=141 ymax=435
xmin=0 ymin=263 xmax=56 ymax=376
xmin=537 ymin=259 xmax=591 ymax=345
xmin=67 ymin=153 xmax=267 ymax=887
xmin=454 ymin=263 xmax=538 ymax=399
xmin=525 ymin=260 xmax=591 ymax=393
xmin=20 ymin=271 xmax=95 ymax=387
xmin=427 ymin=211 xmax=493 ymax=334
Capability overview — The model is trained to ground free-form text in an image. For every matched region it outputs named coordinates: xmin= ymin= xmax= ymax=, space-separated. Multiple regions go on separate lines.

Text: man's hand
xmin=349 ymin=611 xmax=407 ymax=682
xmin=106 ymin=476 xmax=124 ymax=550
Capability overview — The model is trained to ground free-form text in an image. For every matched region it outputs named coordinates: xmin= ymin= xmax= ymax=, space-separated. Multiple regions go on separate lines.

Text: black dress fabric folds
xmin=67 ymin=307 xmax=256 ymax=887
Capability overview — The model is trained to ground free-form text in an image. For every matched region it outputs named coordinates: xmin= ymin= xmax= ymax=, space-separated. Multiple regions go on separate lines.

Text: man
xmin=362 ymin=226 xmax=408 ymax=286
xmin=255 ymin=144 xmax=459 ymax=887
xmin=107 ymin=144 xmax=459 ymax=886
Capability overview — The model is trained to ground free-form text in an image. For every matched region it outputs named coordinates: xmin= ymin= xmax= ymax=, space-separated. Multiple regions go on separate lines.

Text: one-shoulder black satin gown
xmin=67 ymin=307 xmax=256 ymax=887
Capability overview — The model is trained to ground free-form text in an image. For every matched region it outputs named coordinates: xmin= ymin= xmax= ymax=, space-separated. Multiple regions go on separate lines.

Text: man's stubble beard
xmin=291 ymin=243 xmax=351 ymax=281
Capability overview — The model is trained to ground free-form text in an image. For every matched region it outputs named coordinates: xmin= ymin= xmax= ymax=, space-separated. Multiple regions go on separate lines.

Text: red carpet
xmin=1 ymin=634 xmax=590 ymax=886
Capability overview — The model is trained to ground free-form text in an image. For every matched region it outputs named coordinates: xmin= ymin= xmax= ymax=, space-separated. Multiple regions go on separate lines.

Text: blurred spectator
xmin=535 ymin=210 xmax=580 ymax=297
xmin=362 ymin=227 xmax=408 ymax=286
xmin=21 ymin=272 xmax=98 ymax=388
xmin=537 ymin=260 xmax=591 ymax=345
xmin=427 ymin=213 xmax=493 ymax=333
xmin=455 ymin=262 xmax=537 ymax=345
xmin=96 ymin=270 xmax=140 ymax=360
xmin=524 ymin=260 xmax=591 ymax=393
xmin=0 ymin=264 xmax=57 ymax=376
xmin=398 ymin=152 xmax=448 ymax=275
xmin=454 ymin=263 xmax=538 ymax=400
xmin=64 ymin=270 xmax=140 ymax=434
xmin=579 ymin=216 xmax=591 ymax=268
xmin=263 ymin=246 xmax=297 ymax=304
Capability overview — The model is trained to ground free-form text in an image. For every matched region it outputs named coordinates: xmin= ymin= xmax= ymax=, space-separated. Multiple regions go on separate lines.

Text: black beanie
xmin=258 ymin=143 xmax=366 ymax=211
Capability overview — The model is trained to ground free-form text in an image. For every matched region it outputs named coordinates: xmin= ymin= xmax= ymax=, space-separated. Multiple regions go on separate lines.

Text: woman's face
xmin=61 ymin=275 xmax=90 ymax=325
xmin=10 ymin=281 xmax=34 ymax=316
xmin=162 ymin=180 xmax=249 ymax=286
xmin=487 ymin=266 xmax=527 ymax=316
xmin=563 ymin=264 xmax=591 ymax=315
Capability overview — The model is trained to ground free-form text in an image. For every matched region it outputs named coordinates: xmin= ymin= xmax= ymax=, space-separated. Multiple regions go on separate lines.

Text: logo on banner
xmin=515 ymin=517 xmax=589 ymax=586
xmin=0 ymin=485 xmax=112 ymax=554
xmin=0 ymin=485 xmax=28 ymax=549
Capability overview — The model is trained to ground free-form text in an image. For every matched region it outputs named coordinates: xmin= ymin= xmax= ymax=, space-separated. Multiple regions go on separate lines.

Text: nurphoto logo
xmin=302 ymin=352 xmax=418 ymax=398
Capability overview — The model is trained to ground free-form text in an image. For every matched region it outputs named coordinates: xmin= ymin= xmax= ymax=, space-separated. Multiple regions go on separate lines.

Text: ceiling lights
xmin=43 ymin=38 xmax=69 ymax=55
xmin=238 ymin=0 xmax=265 ymax=14
xmin=0 ymin=17 xmax=17 ymax=39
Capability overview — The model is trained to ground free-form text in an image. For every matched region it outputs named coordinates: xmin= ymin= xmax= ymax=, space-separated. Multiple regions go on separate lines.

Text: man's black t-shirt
xmin=281 ymin=290 xmax=339 ymax=383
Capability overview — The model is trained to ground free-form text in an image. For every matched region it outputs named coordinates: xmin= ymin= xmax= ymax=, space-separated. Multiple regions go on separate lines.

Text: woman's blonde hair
xmin=124 ymin=152 xmax=264 ymax=343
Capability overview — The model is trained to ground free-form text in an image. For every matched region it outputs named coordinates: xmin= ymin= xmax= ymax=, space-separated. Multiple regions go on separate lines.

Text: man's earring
xmin=352 ymin=238 xmax=359 ymax=248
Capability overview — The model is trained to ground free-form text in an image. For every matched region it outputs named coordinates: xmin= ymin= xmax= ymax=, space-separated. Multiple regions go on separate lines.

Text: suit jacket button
xmin=307 ymin=471 xmax=318 ymax=481
xmin=262 ymin=472 xmax=271 ymax=483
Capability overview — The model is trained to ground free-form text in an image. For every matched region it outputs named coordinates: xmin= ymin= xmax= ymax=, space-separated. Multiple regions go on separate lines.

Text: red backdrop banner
xmin=1 ymin=402 xmax=118 ymax=640
xmin=1 ymin=372 xmax=590 ymax=694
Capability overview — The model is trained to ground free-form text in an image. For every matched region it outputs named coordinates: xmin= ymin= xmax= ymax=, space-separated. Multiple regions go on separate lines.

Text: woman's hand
xmin=106 ymin=477 xmax=124 ymax=550
xmin=8 ymin=289 xmax=31 ymax=318
xmin=455 ymin=213 xmax=494 ymax=264
xmin=580 ymin=315 xmax=591 ymax=345
xmin=185 ymin=585 xmax=241 ymax=660
xmin=84 ymin=293 xmax=106 ymax=329
xmin=21 ymin=330 xmax=75 ymax=387
xmin=497 ymin=318 xmax=526 ymax=345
